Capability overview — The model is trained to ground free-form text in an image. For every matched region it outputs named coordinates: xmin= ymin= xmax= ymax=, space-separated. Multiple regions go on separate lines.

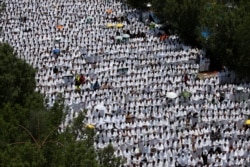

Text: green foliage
xmin=127 ymin=0 xmax=250 ymax=78
xmin=126 ymin=0 xmax=206 ymax=44
xmin=233 ymin=10 xmax=250 ymax=78
xmin=0 ymin=43 xmax=123 ymax=166
xmin=1 ymin=143 xmax=46 ymax=167
xmin=199 ymin=3 xmax=237 ymax=67
xmin=98 ymin=144 xmax=125 ymax=167
xmin=0 ymin=43 xmax=36 ymax=107
xmin=198 ymin=0 xmax=250 ymax=77
xmin=126 ymin=0 xmax=149 ymax=10
xmin=150 ymin=0 xmax=206 ymax=44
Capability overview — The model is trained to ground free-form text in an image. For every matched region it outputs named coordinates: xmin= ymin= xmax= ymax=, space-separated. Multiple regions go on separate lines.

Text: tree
xmin=98 ymin=144 xmax=125 ymax=167
xmin=150 ymin=0 xmax=206 ymax=45
xmin=198 ymin=3 xmax=237 ymax=69
xmin=198 ymin=0 xmax=250 ymax=77
xmin=0 ymin=43 xmax=36 ymax=107
xmin=0 ymin=43 xmax=124 ymax=167
xmin=233 ymin=3 xmax=250 ymax=78
xmin=126 ymin=0 xmax=149 ymax=10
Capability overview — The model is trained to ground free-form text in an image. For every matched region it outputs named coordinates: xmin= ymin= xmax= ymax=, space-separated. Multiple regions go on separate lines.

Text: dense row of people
xmin=1 ymin=0 xmax=249 ymax=166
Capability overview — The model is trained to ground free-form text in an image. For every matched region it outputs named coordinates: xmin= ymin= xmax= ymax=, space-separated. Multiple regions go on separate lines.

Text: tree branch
xmin=8 ymin=141 xmax=27 ymax=145
xmin=44 ymin=140 xmax=64 ymax=147
xmin=41 ymin=127 xmax=58 ymax=147
xmin=18 ymin=124 xmax=40 ymax=148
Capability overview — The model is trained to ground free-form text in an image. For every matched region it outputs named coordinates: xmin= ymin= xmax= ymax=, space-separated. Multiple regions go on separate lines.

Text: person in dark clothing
xmin=183 ymin=71 xmax=188 ymax=85
xmin=202 ymin=149 xmax=208 ymax=165
xmin=53 ymin=66 xmax=58 ymax=74
xmin=93 ymin=80 xmax=100 ymax=91
xmin=80 ymin=74 xmax=85 ymax=85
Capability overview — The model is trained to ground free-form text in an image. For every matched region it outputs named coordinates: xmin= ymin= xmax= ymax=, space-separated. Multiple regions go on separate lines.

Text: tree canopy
xmin=198 ymin=0 xmax=250 ymax=76
xmin=126 ymin=0 xmax=250 ymax=79
xmin=0 ymin=43 xmax=123 ymax=167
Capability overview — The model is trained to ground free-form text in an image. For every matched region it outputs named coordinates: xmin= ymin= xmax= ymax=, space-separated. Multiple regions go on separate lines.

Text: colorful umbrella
xmin=106 ymin=23 xmax=114 ymax=28
xmin=106 ymin=9 xmax=112 ymax=14
xmin=115 ymin=36 xmax=123 ymax=40
xmin=166 ymin=92 xmax=178 ymax=99
xmin=150 ymin=22 xmax=155 ymax=29
xmin=86 ymin=124 xmax=95 ymax=129
xmin=94 ymin=103 xmax=107 ymax=113
xmin=236 ymin=86 xmax=244 ymax=91
xmin=86 ymin=16 xmax=93 ymax=23
xmin=201 ymin=31 xmax=210 ymax=39
xmin=116 ymin=23 xmax=124 ymax=28
xmin=123 ymin=34 xmax=130 ymax=39
xmin=244 ymin=119 xmax=250 ymax=125
xmin=53 ymin=49 xmax=60 ymax=54
xmin=56 ymin=25 xmax=63 ymax=30
xmin=147 ymin=3 xmax=152 ymax=7
xmin=181 ymin=91 xmax=192 ymax=98
xmin=54 ymin=37 xmax=61 ymax=42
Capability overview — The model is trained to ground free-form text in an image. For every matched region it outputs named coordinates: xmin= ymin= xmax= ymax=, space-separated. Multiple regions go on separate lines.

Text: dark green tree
xmin=126 ymin=0 xmax=150 ymax=10
xmin=0 ymin=43 xmax=36 ymax=107
xmin=126 ymin=0 xmax=250 ymax=78
xmin=150 ymin=0 xmax=206 ymax=45
xmin=98 ymin=144 xmax=125 ymax=167
xmin=233 ymin=2 xmax=250 ymax=78
xmin=126 ymin=0 xmax=206 ymax=45
xmin=198 ymin=0 xmax=250 ymax=77
xmin=0 ymin=43 xmax=124 ymax=167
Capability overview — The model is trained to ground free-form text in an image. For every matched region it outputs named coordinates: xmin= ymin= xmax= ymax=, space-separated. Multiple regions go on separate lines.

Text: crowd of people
xmin=0 ymin=0 xmax=250 ymax=166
